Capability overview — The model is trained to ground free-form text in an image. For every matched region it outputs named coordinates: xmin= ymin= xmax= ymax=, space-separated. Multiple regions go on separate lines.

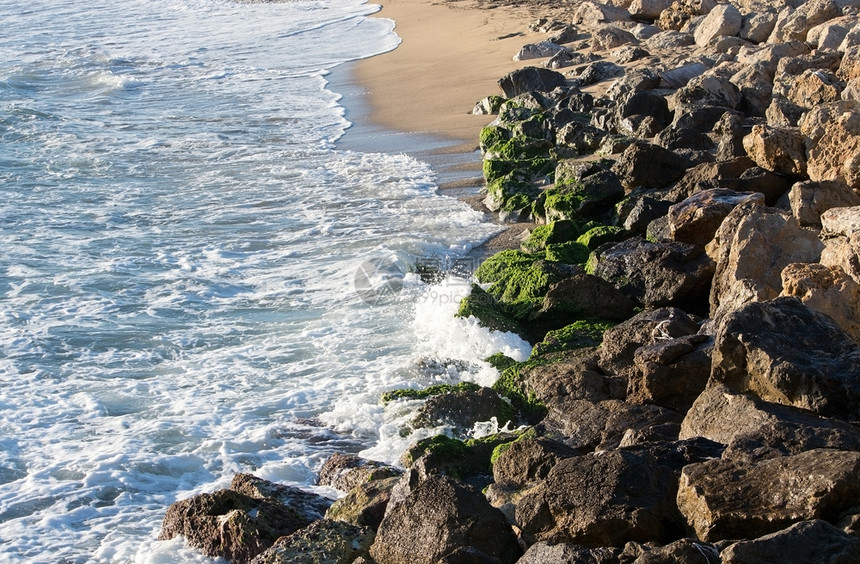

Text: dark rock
xmin=714 ymin=111 xmax=754 ymax=161
xmin=498 ymin=66 xmax=568 ymax=98
xmin=672 ymin=104 xmax=738 ymax=133
xmin=410 ymin=387 xmax=514 ymax=431
xmin=612 ymin=141 xmax=690 ymax=190
xmin=555 ymin=120 xmax=607 ymax=153
xmin=231 ymin=473 xmax=332 ymax=521
xmin=622 ymin=196 xmax=673 ymax=233
xmin=668 ymin=188 xmax=765 ymax=247
xmin=655 ymin=126 xmax=714 ymax=151
xmin=614 ymin=46 xmax=651 ymax=64
xmin=677 ymin=449 xmax=860 ymax=542
xmin=589 ymin=237 xmax=715 ymax=311
xmin=517 ymin=542 xmax=620 ymax=563
xmin=681 ymin=384 xmax=860 ymax=462
xmin=665 ymin=157 xmax=757 ymax=203
xmin=159 ymin=475 xmax=323 ymax=564
xmin=627 ymin=538 xmax=721 ymax=563
xmin=536 ymin=270 xmax=640 ymax=325
xmin=711 ymin=297 xmax=860 ymax=422
xmin=525 ymin=348 xmax=624 ymax=409
xmin=492 ymin=437 xmax=579 ymax=488
xmin=734 ymin=166 xmax=794 ymax=205
xmin=542 ymin=169 xmax=625 ymax=223
xmin=617 ymin=90 xmax=672 ymax=129
xmin=325 ymin=476 xmax=398 ymax=530
xmin=370 ymin=475 xmax=521 ymax=564
xmin=766 ymin=95 xmax=806 ymax=127
xmin=514 ymin=448 xmax=685 ymax=547
xmin=628 ymin=334 xmax=713 ymax=413
xmin=673 ymin=76 xmax=741 ymax=110
xmin=720 ymin=519 xmax=860 ymax=564
xmin=318 ymin=453 xmax=401 ymax=493
xmin=250 ymin=520 xmax=375 ymax=564
xmin=576 ymin=61 xmax=625 ymax=87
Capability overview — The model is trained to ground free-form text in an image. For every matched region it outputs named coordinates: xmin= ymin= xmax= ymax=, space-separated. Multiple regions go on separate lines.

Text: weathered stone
xmin=591 ymin=26 xmax=638 ymax=51
xmin=646 ymin=30 xmax=695 ymax=51
xmin=630 ymin=0 xmax=674 ymax=21
xmin=572 ymin=1 xmax=632 ymax=26
xmin=821 ymin=231 xmax=860 ymax=284
xmin=621 ymin=196 xmax=673 ymax=233
xmin=515 ymin=448 xmax=685 ymax=547
xmin=549 ymin=24 xmax=579 ymax=45
xmin=231 ymin=473 xmax=332 ymax=521
xmin=768 ymin=0 xmax=842 ymax=43
xmin=742 ymin=124 xmax=806 ymax=176
xmin=720 ymin=520 xmax=860 ymax=564
xmin=516 ymin=543 xmax=620 ymax=564
xmin=657 ymin=0 xmax=717 ymax=32
xmin=730 ymin=63 xmax=773 ymax=117
xmin=513 ymin=42 xmax=571 ymax=62
xmin=711 ymin=297 xmax=860 ymax=421
xmin=840 ymin=22 xmax=860 ymax=53
xmin=668 ymin=189 xmax=765 ymax=247
xmin=740 ymin=11 xmax=777 ymax=43
xmin=787 ymin=180 xmax=860 ymax=227
xmin=840 ymin=45 xmax=860 ymax=82
xmin=807 ymin=15 xmax=857 ymax=50
xmin=673 ymin=75 xmax=742 ymax=110
xmin=628 ymin=538 xmax=721 ymax=563
xmin=613 ymin=45 xmax=651 ymax=64
xmin=538 ymin=271 xmax=640 ymax=324
xmin=677 ymin=449 xmax=860 ymax=542
xmin=590 ymin=237 xmax=715 ymax=311
xmin=526 ymin=348 xmax=622 ymax=407
xmin=498 ymin=67 xmax=568 ymax=98
xmin=822 ymin=205 xmax=860 ymax=238
xmin=808 ymin=111 xmax=860 ymax=190
xmin=709 ymin=204 xmax=824 ymax=318
xmin=492 ymin=438 xmax=578 ymax=488
xmin=318 ymin=453 xmax=401 ymax=493
xmin=628 ymin=334 xmax=712 ymax=413
xmin=410 ymin=387 xmax=514 ymax=431
xmin=799 ymin=100 xmax=860 ymax=147
xmin=611 ymin=141 xmax=690 ymax=190
xmin=370 ymin=475 xmax=521 ymax=564
xmin=714 ymin=112 xmax=753 ymax=160
xmin=577 ymin=61 xmax=625 ymax=86
xmin=159 ymin=475 xmax=324 ymax=564
xmin=325 ymin=477 xmax=398 ymax=530
xmin=780 ymin=262 xmax=860 ymax=345
xmin=766 ymin=95 xmax=805 ymax=127
xmin=736 ymin=41 xmax=810 ymax=76
xmin=787 ymin=69 xmax=843 ymax=109
xmin=694 ymin=3 xmax=742 ymax=46
xmin=844 ymin=77 xmax=860 ymax=101
xmin=680 ymin=383 xmax=860 ymax=461
xmin=250 ymin=520 xmax=375 ymax=564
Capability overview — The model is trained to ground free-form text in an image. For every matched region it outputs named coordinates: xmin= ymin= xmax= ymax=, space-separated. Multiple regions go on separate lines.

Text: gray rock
xmin=513 ymin=41 xmax=571 ymax=62
xmin=720 ymin=520 xmax=860 ymax=564
xmin=318 ymin=453 xmax=401 ymax=493
xmin=612 ymin=141 xmax=690 ymax=190
xmin=516 ymin=542 xmax=620 ymax=564
xmin=693 ymin=4 xmax=742 ymax=46
xmin=410 ymin=387 xmax=514 ymax=431
xmin=498 ymin=67 xmax=568 ymax=98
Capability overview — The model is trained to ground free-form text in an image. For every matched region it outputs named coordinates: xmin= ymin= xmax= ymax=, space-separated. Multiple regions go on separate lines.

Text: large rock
xmin=498 ymin=67 xmax=568 ymax=98
xmin=628 ymin=334 xmax=712 ymax=413
xmin=250 ymin=520 xmax=375 ymax=564
xmin=673 ymin=75 xmax=742 ymax=110
xmin=742 ymin=125 xmax=807 ymax=177
xmin=787 ymin=69 xmax=843 ymax=109
xmin=821 ymin=231 xmax=860 ymax=285
xmin=370 ymin=474 xmax=521 ymax=564
xmin=693 ymin=3 xmax=742 ymax=46
xmin=740 ymin=11 xmax=778 ymax=43
xmin=590 ymin=237 xmax=715 ymax=311
xmin=515 ymin=542 xmax=620 ymax=563
xmin=537 ymin=271 xmax=640 ymax=325
xmin=492 ymin=437 xmax=579 ymax=488
xmin=629 ymin=0 xmax=674 ymax=20
xmin=318 ymin=453 xmax=401 ymax=493
xmin=668 ymin=189 xmax=765 ymax=247
xmin=591 ymin=26 xmax=638 ymax=51
xmin=807 ymin=110 xmax=860 ymax=190
xmin=799 ymin=100 xmax=860 ymax=148
xmin=720 ymin=520 xmax=860 ymax=564
xmin=611 ymin=141 xmax=690 ymax=190
xmin=325 ymin=477 xmax=399 ymax=530
xmin=677 ymin=449 xmax=860 ymax=542
xmin=513 ymin=42 xmax=571 ymax=62
xmin=410 ymin=386 xmax=514 ymax=431
xmin=708 ymin=203 xmax=823 ymax=320
xmin=788 ymin=180 xmax=860 ymax=228
xmin=711 ymin=297 xmax=860 ymax=421
xmin=768 ymin=0 xmax=842 ymax=43
xmin=781 ymin=262 xmax=860 ymax=344
xmin=680 ymin=383 xmax=860 ymax=461
xmin=159 ymin=474 xmax=330 ymax=564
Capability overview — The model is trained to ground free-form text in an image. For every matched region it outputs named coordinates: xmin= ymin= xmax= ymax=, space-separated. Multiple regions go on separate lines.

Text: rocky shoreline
xmin=158 ymin=0 xmax=860 ymax=562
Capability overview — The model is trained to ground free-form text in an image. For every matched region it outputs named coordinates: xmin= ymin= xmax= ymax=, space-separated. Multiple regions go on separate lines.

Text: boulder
xmin=492 ymin=437 xmax=579 ymax=488
xmin=714 ymin=112 xmax=753 ymax=160
xmin=572 ymin=1 xmax=632 ymax=26
xmin=677 ymin=449 xmax=860 ymax=542
xmin=807 ymin=111 xmax=860 ymax=190
xmin=514 ymin=448 xmax=685 ymax=547
xmin=736 ymin=41 xmax=810 ymax=76
xmin=629 ymin=0 xmax=674 ymax=20
xmin=807 ymin=16 xmax=857 ymax=50
xmin=543 ymin=169 xmax=625 ymax=222
xmin=513 ymin=42 xmax=571 ymax=62
xmin=626 ymin=538 xmax=721 ymax=563
xmin=844 ymin=77 xmax=860 ymax=101
xmin=781 ymin=262 xmax=860 ymax=343
xmin=766 ymin=96 xmax=805 ymax=127
xmin=318 ymin=453 xmax=401 ymax=493
xmin=657 ymin=0 xmax=717 ymax=32
xmin=589 ymin=237 xmax=715 ymax=311
xmin=410 ymin=387 xmax=514 ymax=431
xmin=680 ymin=383 xmax=860 ymax=461
xmin=159 ymin=474 xmax=330 ymax=564
xmin=673 ymin=75 xmax=742 ymax=110
xmin=742 ymin=125 xmax=807 ymax=177
xmin=515 ymin=542 xmax=620 ymax=563
xmin=821 ymin=231 xmax=860 ymax=285
xmin=537 ymin=271 xmax=640 ymax=324
xmin=370 ymin=475 xmax=521 ymax=564
xmin=799 ymin=100 xmax=860 ymax=148
xmin=740 ymin=11 xmax=777 ymax=43
xmin=668 ymin=189 xmax=765 ymax=247
xmin=498 ymin=67 xmax=568 ymax=98
xmin=786 ymin=69 xmax=843 ymax=109
xmin=768 ymin=0 xmax=842 ymax=44
xmin=708 ymin=203 xmax=823 ymax=319
xmin=646 ymin=30 xmax=696 ymax=51
xmin=822 ymin=205 xmax=860 ymax=238
xmin=325 ymin=476 xmax=398 ymax=530
xmin=730 ymin=63 xmax=774 ymax=116
xmin=628 ymin=334 xmax=713 ymax=413
xmin=772 ymin=53 xmax=841 ymax=100
xmin=611 ymin=141 xmax=690 ymax=190
xmin=711 ymin=297 xmax=860 ymax=421
xmin=839 ymin=45 xmax=860 ymax=82
xmin=591 ymin=26 xmax=638 ymax=51
xmin=621 ymin=196 xmax=673 ymax=233
xmin=250 ymin=520 xmax=375 ymax=564
xmin=526 ymin=349 xmax=623 ymax=409
xmin=577 ymin=61 xmax=625 ymax=86
xmin=693 ymin=3 xmax=742 ymax=46
xmin=720 ymin=520 xmax=860 ymax=564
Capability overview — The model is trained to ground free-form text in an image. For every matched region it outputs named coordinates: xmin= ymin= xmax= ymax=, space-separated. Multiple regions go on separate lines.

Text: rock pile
xmin=159 ymin=0 xmax=860 ymax=561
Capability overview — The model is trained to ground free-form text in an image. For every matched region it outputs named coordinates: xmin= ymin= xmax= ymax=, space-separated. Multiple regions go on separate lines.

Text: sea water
xmin=0 ymin=0 xmax=532 ymax=561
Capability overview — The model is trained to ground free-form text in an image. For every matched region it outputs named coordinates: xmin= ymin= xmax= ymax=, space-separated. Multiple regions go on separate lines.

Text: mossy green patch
xmin=576 ymin=225 xmax=628 ymax=250
xmin=544 ymin=241 xmax=590 ymax=264
xmin=380 ymin=382 xmax=482 ymax=405
xmin=521 ymin=220 xmax=583 ymax=253
xmin=401 ymin=432 xmax=517 ymax=479
xmin=484 ymin=352 xmax=518 ymax=372
xmin=489 ymin=427 xmax=538 ymax=466
xmin=456 ymin=284 xmax=524 ymax=335
xmin=479 ymin=124 xmax=509 ymax=152
xmin=475 ymin=250 xmax=565 ymax=305
xmin=531 ymin=319 xmax=616 ymax=357
xmin=491 ymin=359 xmax=550 ymax=424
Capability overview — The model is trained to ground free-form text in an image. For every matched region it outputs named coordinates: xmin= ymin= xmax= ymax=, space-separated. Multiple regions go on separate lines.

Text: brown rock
xmin=251 ymin=520 xmax=375 ymax=564
xmin=780 ymin=262 xmax=860 ymax=343
xmin=808 ymin=112 xmax=860 ymax=189
xmin=740 ymin=11 xmax=777 ymax=43
xmin=839 ymin=45 xmax=860 ymax=82
xmin=628 ymin=334 xmax=712 ymax=413
xmin=708 ymin=203 xmax=823 ymax=320
xmin=693 ymin=3 xmax=742 ymax=47
xmin=768 ymin=0 xmax=842 ymax=43
xmin=821 ymin=231 xmax=860 ymax=284
xmin=668 ymin=189 xmax=765 ymax=247
xmin=537 ymin=271 xmax=640 ymax=324
xmin=822 ymin=205 xmax=860 ymax=237
xmin=325 ymin=477 xmax=398 ymax=530
xmin=720 ymin=520 xmax=860 ymax=564
xmin=665 ymin=157 xmax=755 ymax=203
xmin=591 ymin=26 xmax=638 ymax=51
xmin=318 ymin=453 xmax=401 ymax=493
xmin=799 ymin=99 xmax=860 ymax=147
xmin=677 ymin=450 xmax=860 ymax=542
xmin=807 ymin=15 xmax=858 ymax=51
xmin=788 ymin=180 xmax=860 ymax=227
xmin=711 ymin=297 xmax=860 ymax=421
xmin=611 ymin=140 xmax=690 ymax=190
xmin=786 ymin=69 xmax=843 ymax=108
xmin=742 ymin=124 xmax=807 ymax=177
xmin=492 ymin=438 xmax=578 ymax=488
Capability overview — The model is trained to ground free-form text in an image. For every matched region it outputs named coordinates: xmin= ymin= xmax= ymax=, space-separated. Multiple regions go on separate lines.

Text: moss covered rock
xmin=475 ymin=250 xmax=568 ymax=305
xmin=521 ymin=220 xmax=583 ymax=253
xmin=380 ymin=382 xmax=481 ymax=405
xmin=532 ymin=319 xmax=616 ymax=357
xmin=456 ymin=284 xmax=524 ymax=335
xmin=576 ymin=225 xmax=628 ymax=250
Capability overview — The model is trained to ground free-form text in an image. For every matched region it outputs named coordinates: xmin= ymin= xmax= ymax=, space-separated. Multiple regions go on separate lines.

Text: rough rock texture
xmin=590 ymin=237 xmax=715 ymax=311
xmin=821 ymin=231 xmax=860 ymax=284
xmin=693 ymin=4 xmax=742 ymax=47
xmin=370 ymin=474 xmax=521 ymax=564
xmin=711 ymin=297 xmax=860 ymax=422
xmin=788 ymin=180 xmax=860 ymax=228
xmin=627 ymin=334 xmax=712 ymax=413
xmin=410 ymin=387 xmax=513 ymax=430
xmin=680 ymin=384 xmax=860 ymax=461
xmin=498 ymin=66 xmax=568 ymax=98
xmin=611 ymin=141 xmax=690 ymax=190
xmin=742 ymin=125 xmax=807 ymax=177
xmin=318 ymin=453 xmax=401 ymax=493
xmin=668 ymin=189 xmax=765 ymax=247
xmin=708 ymin=203 xmax=823 ymax=320
xmin=780 ymin=262 xmax=860 ymax=344
xmin=492 ymin=438 xmax=578 ymax=488
xmin=538 ymin=271 xmax=640 ymax=324
xmin=807 ymin=111 xmax=860 ymax=190
xmin=677 ymin=449 xmax=860 ymax=542
xmin=325 ymin=476 xmax=398 ymax=530
xmin=159 ymin=474 xmax=329 ymax=564
xmin=768 ymin=0 xmax=843 ymax=44
xmin=250 ymin=520 xmax=375 ymax=564
xmin=822 ymin=205 xmax=860 ymax=238
xmin=720 ymin=520 xmax=860 ymax=564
